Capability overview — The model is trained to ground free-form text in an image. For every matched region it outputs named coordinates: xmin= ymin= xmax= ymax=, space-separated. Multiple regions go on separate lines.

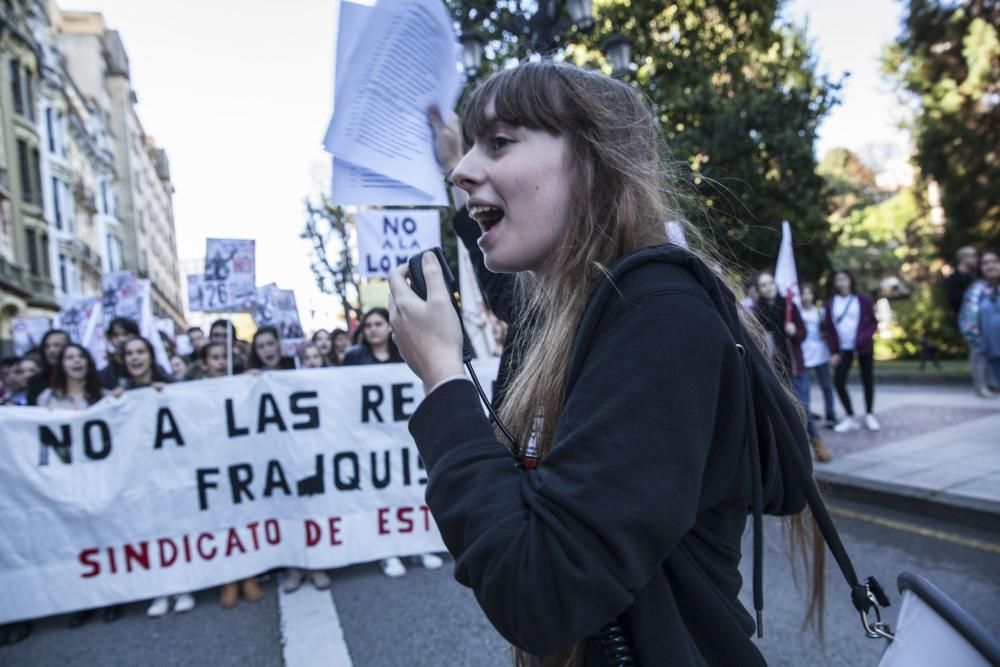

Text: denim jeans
xmin=791 ymin=374 xmax=817 ymax=439
xmin=808 ymin=362 xmax=836 ymax=420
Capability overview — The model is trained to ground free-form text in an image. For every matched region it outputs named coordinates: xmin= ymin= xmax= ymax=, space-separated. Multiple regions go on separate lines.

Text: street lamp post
xmin=458 ymin=0 xmax=596 ymax=79
xmin=601 ymin=34 xmax=634 ymax=77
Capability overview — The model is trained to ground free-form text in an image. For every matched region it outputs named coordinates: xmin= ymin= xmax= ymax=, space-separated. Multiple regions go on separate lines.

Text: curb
xmin=864 ymin=375 xmax=971 ymax=387
xmin=815 ymin=470 xmax=1000 ymax=534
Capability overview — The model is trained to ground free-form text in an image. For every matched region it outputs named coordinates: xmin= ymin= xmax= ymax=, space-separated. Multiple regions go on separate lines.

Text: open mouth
xmin=468 ymin=204 xmax=505 ymax=231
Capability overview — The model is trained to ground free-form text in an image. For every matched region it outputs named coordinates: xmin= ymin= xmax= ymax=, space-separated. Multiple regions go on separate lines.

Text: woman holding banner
xmin=36 ymin=344 xmax=106 ymax=410
xmin=248 ymin=325 xmax=296 ymax=371
xmin=389 ymin=62 xmax=822 ymax=666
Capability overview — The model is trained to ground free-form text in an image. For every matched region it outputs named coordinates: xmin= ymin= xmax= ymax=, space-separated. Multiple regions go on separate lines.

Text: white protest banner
xmin=101 ymin=271 xmax=141 ymax=327
xmin=256 ymin=284 xmax=306 ymax=356
xmin=355 ymin=209 xmax=441 ymax=278
xmin=0 ymin=361 xmax=499 ymax=623
xmin=203 ymin=239 xmax=256 ymax=311
xmin=11 ymin=317 xmax=52 ymax=356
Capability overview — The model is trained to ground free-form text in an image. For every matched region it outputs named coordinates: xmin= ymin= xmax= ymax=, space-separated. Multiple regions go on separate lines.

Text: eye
xmin=489 ymin=136 xmax=513 ymax=151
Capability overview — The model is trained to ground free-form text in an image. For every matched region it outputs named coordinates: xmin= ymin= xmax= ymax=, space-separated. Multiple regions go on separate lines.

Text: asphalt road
xmin=2 ymin=497 xmax=998 ymax=667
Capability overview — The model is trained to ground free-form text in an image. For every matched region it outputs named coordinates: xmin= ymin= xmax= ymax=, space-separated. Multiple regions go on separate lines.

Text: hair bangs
xmin=462 ymin=63 xmax=572 ymax=145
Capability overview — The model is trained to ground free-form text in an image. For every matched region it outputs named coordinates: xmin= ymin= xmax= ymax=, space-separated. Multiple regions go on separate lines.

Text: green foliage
xmin=447 ymin=0 xmax=841 ymax=274
xmin=884 ymin=0 xmax=1000 ymax=259
xmin=877 ymin=282 xmax=965 ymax=359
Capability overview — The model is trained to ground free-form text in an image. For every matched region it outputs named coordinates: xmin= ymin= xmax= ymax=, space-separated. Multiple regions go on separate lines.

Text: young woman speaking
xmin=388 ymin=61 xmax=821 ymax=667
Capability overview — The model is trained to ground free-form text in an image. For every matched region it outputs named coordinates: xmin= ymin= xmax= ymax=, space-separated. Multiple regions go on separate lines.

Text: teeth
xmin=469 ymin=204 xmax=504 ymax=226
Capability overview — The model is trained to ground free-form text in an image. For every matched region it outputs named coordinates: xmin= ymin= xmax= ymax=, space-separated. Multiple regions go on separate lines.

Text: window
xmin=30 ymin=147 xmax=41 ymax=206
xmin=25 ymin=228 xmax=37 ymax=275
xmin=16 ymin=139 xmax=30 ymax=202
xmin=106 ymin=233 xmax=123 ymax=272
xmin=46 ymin=108 xmax=55 ymax=153
xmin=59 ymin=253 xmax=67 ymax=293
xmin=9 ymin=60 xmax=22 ymax=116
xmin=25 ymin=70 xmax=34 ymax=121
xmin=100 ymin=180 xmax=109 ymax=214
xmin=52 ymin=176 xmax=62 ymax=229
xmin=40 ymin=233 xmax=49 ymax=277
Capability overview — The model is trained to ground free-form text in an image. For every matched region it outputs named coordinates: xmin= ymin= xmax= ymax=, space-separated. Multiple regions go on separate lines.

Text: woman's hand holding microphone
xmin=387 ymin=253 xmax=465 ymax=392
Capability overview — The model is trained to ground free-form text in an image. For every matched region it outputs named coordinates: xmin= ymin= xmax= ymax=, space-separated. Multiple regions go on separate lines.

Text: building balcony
xmin=0 ymin=256 xmax=56 ymax=309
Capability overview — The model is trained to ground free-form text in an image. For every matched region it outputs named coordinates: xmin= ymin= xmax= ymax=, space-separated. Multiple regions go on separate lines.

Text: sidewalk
xmin=811 ymin=384 xmax=1000 ymax=532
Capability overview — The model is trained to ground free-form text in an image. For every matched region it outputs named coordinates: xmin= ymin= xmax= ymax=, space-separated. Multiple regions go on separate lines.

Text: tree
xmin=884 ymin=0 xmax=1000 ymax=259
xmin=449 ymin=0 xmax=841 ymax=275
xmin=300 ymin=199 xmax=363 ymax=325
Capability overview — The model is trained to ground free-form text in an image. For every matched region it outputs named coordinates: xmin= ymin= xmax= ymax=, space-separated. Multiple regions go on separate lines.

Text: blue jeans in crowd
xmin=791 ymin=374 xmax=818 ymax=439
xmin=808 ymin=362 xmax=836 ymax=421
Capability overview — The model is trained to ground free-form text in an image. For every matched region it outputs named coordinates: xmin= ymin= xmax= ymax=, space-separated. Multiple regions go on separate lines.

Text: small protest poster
xmin=355 ymin=209 xmax=441 ymax=278
xmin=11 ymin=317 xmax=52 ymax=356
xmin=255 ymin=284 xmax=305 ymax=356
xmin=101 ymin=271 xmax=141 ymax=328
xmin=57 ymin=296 xmax=107 ymax=370
xmin=202 ymin=239 xmax=256 ymax=311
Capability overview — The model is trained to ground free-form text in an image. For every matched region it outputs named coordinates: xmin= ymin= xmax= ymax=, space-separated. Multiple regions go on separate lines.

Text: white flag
xmin=774 ymin=220 xmax=800 ymax=306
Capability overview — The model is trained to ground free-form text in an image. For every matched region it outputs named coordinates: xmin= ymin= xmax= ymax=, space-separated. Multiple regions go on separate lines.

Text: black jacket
xmin=409 ymin=244 xmax=810 ymax=665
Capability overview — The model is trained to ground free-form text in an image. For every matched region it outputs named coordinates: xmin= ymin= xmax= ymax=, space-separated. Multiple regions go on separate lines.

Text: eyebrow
xmin=474 ymin=116 xmax=514 ymax=139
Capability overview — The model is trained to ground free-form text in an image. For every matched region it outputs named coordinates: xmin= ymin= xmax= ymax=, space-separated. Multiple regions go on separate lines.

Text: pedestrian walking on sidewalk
xmin=959 ymin=250 xmax=1000 ymax=394
xmin=800 ymin=284 xmax=837 ymax=427
xmin=945 ymin=246 xmax=993 ymax=395
xmin=754 ymin=274 xmax=831 ymax=462
xmin=393 ymin=61 xmax=824 ymax=666
xmin=823 ymin=270 xmax=880 ymax=433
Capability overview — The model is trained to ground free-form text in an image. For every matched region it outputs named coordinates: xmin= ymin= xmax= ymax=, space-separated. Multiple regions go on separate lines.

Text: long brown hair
xmin=461 ymin=61 xmax=825 ymax=666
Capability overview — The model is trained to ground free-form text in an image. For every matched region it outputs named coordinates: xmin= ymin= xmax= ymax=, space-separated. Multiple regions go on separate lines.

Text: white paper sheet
xmin=324 ymin=0 xmax=459 ymax=206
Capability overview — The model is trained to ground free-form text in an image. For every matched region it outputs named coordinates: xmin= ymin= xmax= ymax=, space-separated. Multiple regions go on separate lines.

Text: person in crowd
xmin=1 ymin=356 xmax=22 ymax=405
xmin=342 ymin=307 xmax=443 ymax=578
xmin=300 ymin=342 xmax=326 ymax=369
xmin=112 ymin=336 xmax=195 ymax=617
xmin=186 ymin=341 xmax=266 ymax=608
xmin=739 ymin=276 xmax=759 ymax=313
xmin=208 ymin=319 xmax=246 ymax=374
xmin=959 ymin=249 xmax=1000 ymax=393
xmin=800 ymin=283 xmax=837 ymax=428
xmin=823 ymin=269 xmax=880 ymax=433
xmin=753 ymin=273 xmax=830 ymax=462
xmin=186 ymin=326 xmax=206 ymax=359
xmin=6 ymin=357 xmax=40 ymax=406
xmin=330 ymin=328 xmax=351 ymax=365
xmin=25 ymin=329 xmax=70 ymax=405
xmin=342 ymin=308 xmax=404 ymax=366
xmin=197 ymin=341 xmax=229 ymax=379
xmin=945 ymin=246 xmax=979 ymax=315
xmin=311 ymin=329 xmax=333 ymax=365
xmin=248 ymin=325 xmax=297 ymax=371
xmin=918 ymin=335 xmax=942 ymax=371
xmin=36 ymin=344 xmax=106 ymax=410
xmin=169 ymin=353 xmax=190 ymax=381
xmin=389 ymin=62 xmax=825 ymax=666
xmin=99 ymin=317 xmax=141 ymax=390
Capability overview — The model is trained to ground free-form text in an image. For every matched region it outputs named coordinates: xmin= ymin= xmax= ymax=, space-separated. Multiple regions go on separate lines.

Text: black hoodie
xmin=409 ymin=243 xmax=811 ymax=665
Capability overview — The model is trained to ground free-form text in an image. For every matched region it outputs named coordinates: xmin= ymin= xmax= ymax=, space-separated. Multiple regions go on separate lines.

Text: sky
xmin=57 ymin=0 xmax=908 ymax=331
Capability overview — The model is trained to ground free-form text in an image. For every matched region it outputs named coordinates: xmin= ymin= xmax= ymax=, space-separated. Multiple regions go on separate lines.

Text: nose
xmin=450 ymin=145 xmax=484 ymax=193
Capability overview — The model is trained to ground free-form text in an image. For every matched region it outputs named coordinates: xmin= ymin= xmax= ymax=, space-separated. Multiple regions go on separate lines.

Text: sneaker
xmin=283 ymin=568 xmax=304 ymax=593
xmin=173 ymin=593 xmax=195 ymax=613
xmin=240 ymin=577 xmax=263 ymax=602
xmin=833 ymin=417 xmax=861 ymax=433
xmin=380 ymin=557 xmax=407 ymax=578
xmin=146 ymin=597 xmax=170 ymax=618
xmin=864 ymin=414 xmax=881 ymax=431
xmin=417 ymin=553 xmax=444 ymax=570
xmin=823 ymin=415 xmax=837 ymax=428
xmin=977 ymin=387 xmax=997 ymax=398
xmin=310 ymin=570 xmax=331 ymax=590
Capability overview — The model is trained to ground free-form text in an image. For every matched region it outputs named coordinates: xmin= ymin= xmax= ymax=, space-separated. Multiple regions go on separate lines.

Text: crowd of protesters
xmin=0 ymin=309 xmax=457 ymax=644
xmin=2 ymin=245 xmax=997 ymax=645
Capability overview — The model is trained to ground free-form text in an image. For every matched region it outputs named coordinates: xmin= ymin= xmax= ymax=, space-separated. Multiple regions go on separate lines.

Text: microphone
xmin=407 ymin=247 xmax=474 ymax=363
